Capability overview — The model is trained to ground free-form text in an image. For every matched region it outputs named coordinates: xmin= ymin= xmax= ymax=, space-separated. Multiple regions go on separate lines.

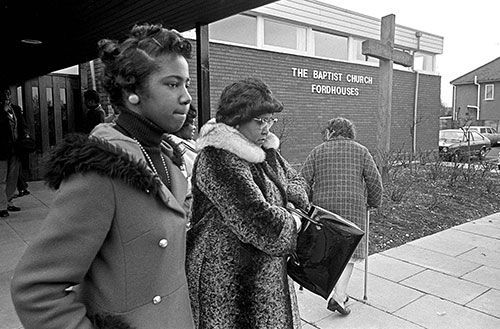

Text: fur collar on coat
xmin=43 ymin=130 xmax=162 ymax=195
xmin=196 ymin=118 xmax=280 ymax=163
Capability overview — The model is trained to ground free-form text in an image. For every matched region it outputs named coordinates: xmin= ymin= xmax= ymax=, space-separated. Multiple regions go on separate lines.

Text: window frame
xmin=312 ymin=29 xmax=348 ymax=61
xmin=262 ymin=17 xmax=308 ymax=54
xmin=208 ymin=14 xmax=258 ymax=47
xmin=485 ymin=84 xmax=494 ymax=100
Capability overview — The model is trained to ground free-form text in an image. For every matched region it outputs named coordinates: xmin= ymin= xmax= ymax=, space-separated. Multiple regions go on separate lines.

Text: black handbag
xmin=287 ymin=204 xmax=364 ymax=300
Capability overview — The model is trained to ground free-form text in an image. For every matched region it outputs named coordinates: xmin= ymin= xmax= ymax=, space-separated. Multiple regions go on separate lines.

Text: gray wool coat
xmin=300 ymin=137 xmax=383 ymax=260
xmin=186 ymin=120 xmax=310 ymax=329
xmin=10 ymin=125 xmax=194 ymax=329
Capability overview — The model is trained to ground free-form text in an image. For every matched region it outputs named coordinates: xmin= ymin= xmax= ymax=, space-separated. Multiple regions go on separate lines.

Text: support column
xmin=196 ymin=23 xmax=211 ymax=128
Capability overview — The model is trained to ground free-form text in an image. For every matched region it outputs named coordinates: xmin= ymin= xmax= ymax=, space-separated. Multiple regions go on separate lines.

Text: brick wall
xmin=187 ymin=42 xmax=441 ymax=165
xmin=89 ymin=40 xmax=442 ymax=166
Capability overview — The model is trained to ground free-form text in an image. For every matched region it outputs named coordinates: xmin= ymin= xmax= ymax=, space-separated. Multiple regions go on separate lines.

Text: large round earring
xmin=128 ymin=94 xmax=140 ymax=105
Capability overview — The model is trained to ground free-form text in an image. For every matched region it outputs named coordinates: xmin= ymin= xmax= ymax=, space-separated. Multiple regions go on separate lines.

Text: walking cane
xmin=363 ymin=208 xmax=371 ymax=301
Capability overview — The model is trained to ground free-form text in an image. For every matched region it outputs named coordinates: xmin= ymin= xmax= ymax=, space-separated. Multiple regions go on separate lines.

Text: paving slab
xmin=394 ymin=294 xmax=500 ymax=329
xmin=462 ymin=266 xmax=500 ymax=290
xmin=0 ymin=222 xmax=23 ymax=249
xmin=346 ymin=268 xmax=424 ymax=313
xmin=4 ymin=215 xmax=45 ymax=244
xmin=295 ymin=284 xmax=331 ymax=324
xmin=454 ymin=221 xmax=500 ymax=239
xmin=381 ymin=244 xmax=482 ymax=277
xmin=0 ymin=243 xmax=27 ymax=274
xmin=313 ymin=299 xmax=424 ymax=329
xmin=419 ymin=228 xmax=500 ymax=254
xmin=466 ymin=288 xmax=500 ymax=318
xmin=354 ymin=253 xmax=426 ymax=282
xmin=457 ymin=247 xmax=500 ymax=269
xmin=0 ymin=293 xmax=22 ymax=329
xmin=0 ymin=270 xmax=13 ymax=298
xmin=408 ymin=230 xmax=476 ymax=257
xmin=301 ymin=321 xmax=317 ymax=329
xmin=400 ymin=269 xmax=489 ymax=305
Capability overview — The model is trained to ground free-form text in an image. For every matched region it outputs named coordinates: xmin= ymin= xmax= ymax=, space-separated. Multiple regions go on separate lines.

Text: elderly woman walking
xmin=186 ymin=77 xmax=309 ymax=329
xmin=300 ymin=117 xmax=383 ymax=316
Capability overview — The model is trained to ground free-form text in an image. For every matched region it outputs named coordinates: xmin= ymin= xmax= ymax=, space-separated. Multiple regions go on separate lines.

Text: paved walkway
xmin=1 ymin=181 xmax=500 ymax=329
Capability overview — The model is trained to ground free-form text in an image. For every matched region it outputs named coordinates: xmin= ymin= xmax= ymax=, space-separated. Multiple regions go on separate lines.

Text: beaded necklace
xmin=133 ymin=138 xmax=171 ymax=187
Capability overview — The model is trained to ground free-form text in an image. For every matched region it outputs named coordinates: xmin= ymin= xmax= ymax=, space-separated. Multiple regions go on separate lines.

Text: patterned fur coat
xmin=186 ymin=120 xmax=310 ymax=329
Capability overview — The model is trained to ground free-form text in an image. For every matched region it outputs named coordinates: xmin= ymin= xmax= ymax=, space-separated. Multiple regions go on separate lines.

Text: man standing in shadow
xmin=0 ymin=87 xmax=29 ymax=217
xmin=83 ymin=90 xmax=105 ymax=134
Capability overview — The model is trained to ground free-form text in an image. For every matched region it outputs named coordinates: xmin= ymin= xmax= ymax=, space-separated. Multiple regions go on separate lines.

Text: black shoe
xmin=0 ymin=210 xmax=9 ymax=217
xmin=7 ymin=205 xmax=21 ymax=212
xmin=327 ymin=298 xmax=351 ymax=315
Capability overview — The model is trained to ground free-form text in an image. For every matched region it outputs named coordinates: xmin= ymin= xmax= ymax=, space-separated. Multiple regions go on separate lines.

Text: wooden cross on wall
xmin=362 ymin=14 xmax=413 ymax=182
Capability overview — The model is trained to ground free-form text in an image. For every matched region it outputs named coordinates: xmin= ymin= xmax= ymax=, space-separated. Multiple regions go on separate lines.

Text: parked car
xmin=467 ymin=126 xmax=500 ymax=146
xmin=439 ymin=129 xmax=491 ymax=161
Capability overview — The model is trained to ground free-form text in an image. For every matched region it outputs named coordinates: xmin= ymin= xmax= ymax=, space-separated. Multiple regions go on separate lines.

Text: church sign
xmin=291 ymin=67 xmax=374 ymax=96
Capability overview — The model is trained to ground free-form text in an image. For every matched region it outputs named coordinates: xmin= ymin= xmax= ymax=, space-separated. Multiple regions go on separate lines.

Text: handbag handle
xmin=287 ymin=207 xmax=323 ymax=227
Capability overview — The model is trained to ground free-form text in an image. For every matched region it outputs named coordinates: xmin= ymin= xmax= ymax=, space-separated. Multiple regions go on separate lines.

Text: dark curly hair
xmin=215 ymin=77 xmax=283 ymax=127
xmin=98 ymin=23 xmax=192 ymax=107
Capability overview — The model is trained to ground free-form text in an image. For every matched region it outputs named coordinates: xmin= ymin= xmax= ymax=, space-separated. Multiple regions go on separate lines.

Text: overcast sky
xmin=318 ymin=0 xmax=500 ymax=107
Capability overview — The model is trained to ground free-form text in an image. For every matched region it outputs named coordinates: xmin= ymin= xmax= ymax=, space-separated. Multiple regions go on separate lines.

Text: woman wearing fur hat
xmin=11 ymin=23 xmax=194 ymax=328
xmin=186 ymin=77 xmax=309 ymax=329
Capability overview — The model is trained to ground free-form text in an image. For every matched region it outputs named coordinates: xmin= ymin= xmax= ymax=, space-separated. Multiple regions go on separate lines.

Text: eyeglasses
xmin=253 ymin=117 xmax=278 ymax=129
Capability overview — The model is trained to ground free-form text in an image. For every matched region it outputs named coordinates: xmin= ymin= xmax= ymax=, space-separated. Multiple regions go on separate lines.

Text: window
xmin=263 ymin=19 xmax=306 ymax=52
xmin=313 ymin=30 xmax=347 ymax=60
xmin=210 ymin=15 xmax=257 ymax=46
xmin=485 ymin=84 xmax=494 ymax=100
xmin=352 ymin=38 xmax=378 ymax=64
xmin=413 ymin=52 xmax=434 ymax=71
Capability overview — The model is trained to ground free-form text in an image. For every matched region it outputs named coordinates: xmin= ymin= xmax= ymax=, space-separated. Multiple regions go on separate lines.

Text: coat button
xmin=152 ymin=295 xmax=162 ymax=304
xmin=158 ymin=238 xmax=168 ymax=248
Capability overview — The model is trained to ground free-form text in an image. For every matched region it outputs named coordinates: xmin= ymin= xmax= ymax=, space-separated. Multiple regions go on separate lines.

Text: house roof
xmin=450 ymin=56 xmax=500 ymax=85
xmin=1 ymin=0 xmax=276 ymax=87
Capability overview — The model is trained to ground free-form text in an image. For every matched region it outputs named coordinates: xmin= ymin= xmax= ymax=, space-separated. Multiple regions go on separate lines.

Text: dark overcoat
xmin=10 ymin=124 xmax=194 ymax=329
xmin=0 ymin=103 xmax=29 ymax=160
xmin=186 ymin=121 xmax=309 ymax=329
xmin=300 ymin=137 xmax=383 ymax=259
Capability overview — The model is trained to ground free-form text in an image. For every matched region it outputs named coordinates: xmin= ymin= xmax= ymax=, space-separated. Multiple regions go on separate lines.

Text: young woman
xmin=186 ymin=77 xmax=309 ymax=329
xmin=11 ymin=23 xmax=194 ymax=328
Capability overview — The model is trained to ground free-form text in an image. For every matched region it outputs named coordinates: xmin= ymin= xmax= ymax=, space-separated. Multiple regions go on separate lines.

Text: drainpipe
xmin=474 ymin=75 xmax=480 ymax=121
xmin=413 ymin=72 xmax=420 ymax=154
xmin=412 ymin=31 xmax=422 ymax=154
xmin=452 ymin=85 xmax=457 ymax=121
